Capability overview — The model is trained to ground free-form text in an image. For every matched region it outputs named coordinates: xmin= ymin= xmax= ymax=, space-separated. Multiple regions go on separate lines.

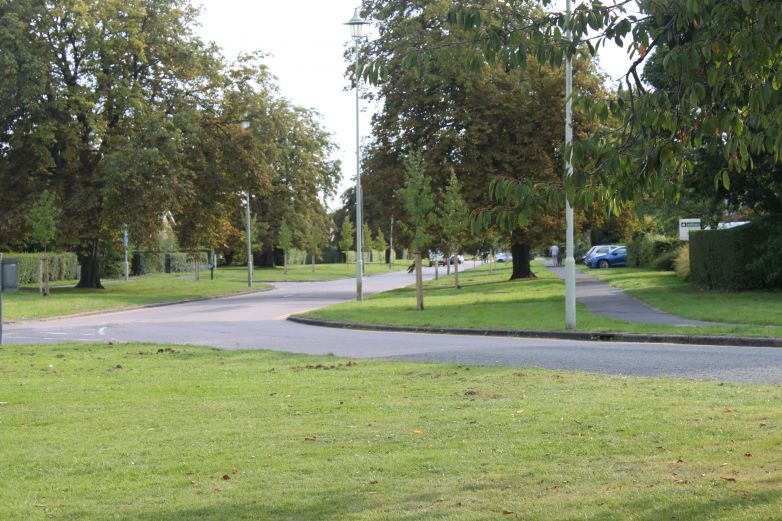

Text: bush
xmin=653 ymin=248 xmax=680 ymax=271
xmin=689 ymin=215 xmax=782 ymax=290
xmin=5 ymin=252 xmax=79 ymax=284
xmin=674 ymin=244 xmax=690 ymax=281
xmin=628 ymin=234 xmax=683 ymax=268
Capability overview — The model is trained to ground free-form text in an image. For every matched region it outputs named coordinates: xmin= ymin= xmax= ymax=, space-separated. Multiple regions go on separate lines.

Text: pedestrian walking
xmin=550 ymin=244 xmax=559 ymax=267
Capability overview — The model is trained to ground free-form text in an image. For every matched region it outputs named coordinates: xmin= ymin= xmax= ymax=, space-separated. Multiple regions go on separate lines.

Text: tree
xmin=362 ymin=222 xmax=374 ymax=261
xmin=435 ymin=0 xmax=782 ymax=218
xmin=339 ymin=217 xmax=355 ymax=265
xmin=26 ymin=190 xmax=62 ymax=296
xmin=354 ymin=0 xmax=605 ymax=280
xmin=0 ymin=0 xmax=225 ymax=288
xmin=396 ymin=151 xmax=436 ymax=311
xmin=440 ymin=171 xmax=469 ymax=289
xmin=278 ymin=219 xmax=294 ymax=275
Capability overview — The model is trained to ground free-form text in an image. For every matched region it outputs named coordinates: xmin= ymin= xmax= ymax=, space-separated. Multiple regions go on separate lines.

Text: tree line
xmin=0 ymin=0 xmax=339 ymax=288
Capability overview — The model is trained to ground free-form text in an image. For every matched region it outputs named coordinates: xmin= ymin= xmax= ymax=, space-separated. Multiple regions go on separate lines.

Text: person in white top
xmin=550 ymin=244 xmax=559 ymax=266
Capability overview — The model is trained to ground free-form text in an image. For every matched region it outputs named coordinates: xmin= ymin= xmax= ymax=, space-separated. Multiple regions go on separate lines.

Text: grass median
xmin=4 ymin=263 xmax=401 ymax=322
xmin=302 ymin=262 xmax=782 ymax=338
xmin=2 ymin=342 xmax=780 ymax=520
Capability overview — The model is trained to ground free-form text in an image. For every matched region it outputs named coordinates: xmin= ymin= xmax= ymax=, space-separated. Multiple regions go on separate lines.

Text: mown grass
xmin=1 ymin=343 xmax=780 ymax=520
xmin=4 ymin=263 xmax=399 ymax=321
xmin=303 ymin=262 xmax=782 ymax=338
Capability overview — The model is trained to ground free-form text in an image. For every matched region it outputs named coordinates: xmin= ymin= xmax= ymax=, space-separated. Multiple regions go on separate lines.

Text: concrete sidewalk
xmin=544 ymin=263 xmax=723 ymax=326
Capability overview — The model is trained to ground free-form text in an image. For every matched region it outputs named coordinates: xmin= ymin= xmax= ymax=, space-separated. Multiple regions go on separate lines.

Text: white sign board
xmin=679 ymin=219 xmax=701 ymax=241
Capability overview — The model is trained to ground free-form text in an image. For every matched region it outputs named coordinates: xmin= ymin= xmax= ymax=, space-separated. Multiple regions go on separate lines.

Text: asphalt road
xmin=5 ymin=265 xmax=782 ymax=384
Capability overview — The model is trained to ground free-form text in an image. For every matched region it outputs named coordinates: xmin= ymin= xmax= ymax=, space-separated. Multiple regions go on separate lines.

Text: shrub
xmin=689 ymin=215 xmax=782 ymax=290
xmin=653 ymin=248 xmax=680 ymax=271
xmin=628 ymin=234 xmax=683 ymax=268
xmin=674 ymin=244 xmax=690 ymax=281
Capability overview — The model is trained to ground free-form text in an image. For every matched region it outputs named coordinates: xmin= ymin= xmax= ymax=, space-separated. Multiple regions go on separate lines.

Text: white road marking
xmin=45 ymin=332 xmax=67 ymax=335
xmin=98 ymin=327 xmax=106 ymax=336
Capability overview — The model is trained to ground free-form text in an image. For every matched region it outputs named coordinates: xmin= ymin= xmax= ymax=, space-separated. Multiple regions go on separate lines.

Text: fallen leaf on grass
xmin=222 ymin=474 xmax=230 ymax=481
xmin=413 ymin=429 xmax=424 ymax=435
xmin=744 ymin=452 xmax=752 ymax=457
xmin=502 ymin=510 xmax=514 ymax=515
xmin=721 ymin=477 xmax=737 ymax=482
xmin=232 ymin=467 xmax=238 ymax=474
xmin=369 ymin=479 xmax=379 ymax=485
xmin=304 ymin=436 xmax=317 ymax=441
xmin=674 ymin=479 xmax=688 ymax=484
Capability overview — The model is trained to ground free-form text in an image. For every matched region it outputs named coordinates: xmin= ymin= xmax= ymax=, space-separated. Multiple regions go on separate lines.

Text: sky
xmin=195 ymin=1 xmax=632 ymax=209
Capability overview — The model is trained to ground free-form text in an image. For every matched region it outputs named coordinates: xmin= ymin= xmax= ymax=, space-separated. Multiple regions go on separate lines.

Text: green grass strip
xmin=1 ymin=343 xmax=780 ymax=520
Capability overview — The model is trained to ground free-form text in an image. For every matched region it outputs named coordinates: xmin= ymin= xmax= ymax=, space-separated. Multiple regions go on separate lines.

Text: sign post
xmin=123 ymin=228 xmax=129 ymax=281
xmin=679 ymin=219 xmax=702 ymax=241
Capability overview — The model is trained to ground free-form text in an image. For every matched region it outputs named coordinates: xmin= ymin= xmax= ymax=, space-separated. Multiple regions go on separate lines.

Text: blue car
xmin=587 ymin=245 xmax=627 ymax=268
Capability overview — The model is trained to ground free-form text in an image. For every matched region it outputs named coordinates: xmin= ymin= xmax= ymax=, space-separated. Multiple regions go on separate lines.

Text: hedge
xmin=131 ymin=252 xmax=196 ymax=276
xmin=689 ymin=216 xmax=782 ymax=291
xmin=4 ymin=252 xmax=79 ymax=284
xmin=628 ymin=234 xmax=682 ymax=269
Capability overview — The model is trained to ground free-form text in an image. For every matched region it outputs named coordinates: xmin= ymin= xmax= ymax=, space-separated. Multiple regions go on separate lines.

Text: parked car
xmin=449 ymin=254 xmax=465 ymax=265
xmin=428 ymin=251 xmax=446 ymax=267
xmin=495 ymin=252 xmax=513 ymax=263
xmin=581 ymin=244 xmax=621 ymax=264
xmin=586 ymin=245 xmax=627 ymax=268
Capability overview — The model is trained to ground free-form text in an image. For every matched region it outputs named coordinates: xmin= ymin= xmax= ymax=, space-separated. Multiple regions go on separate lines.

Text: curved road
xmin=5 ymin=267 xmax=782 ymax=384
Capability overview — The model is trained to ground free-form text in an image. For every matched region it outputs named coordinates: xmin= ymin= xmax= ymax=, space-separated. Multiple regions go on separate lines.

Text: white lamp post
xmin=564 ymin=0 xmax=576 ymax=329
xmin=241 ymin=116 xmax=253 ymax=288
xmin=346 ymin=7 xmax=368 ymax=301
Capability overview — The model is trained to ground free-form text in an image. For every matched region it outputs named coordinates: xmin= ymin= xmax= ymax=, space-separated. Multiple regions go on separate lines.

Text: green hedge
xmin=628 ymin=234 xmax=682 ymax=269
xmin=5 ymin=252 xmax=79 ymax=284
xmin=132 ymin=252 xmax=196 ymax=276
xmin=689 ymin=216 xmax=782 ymax=290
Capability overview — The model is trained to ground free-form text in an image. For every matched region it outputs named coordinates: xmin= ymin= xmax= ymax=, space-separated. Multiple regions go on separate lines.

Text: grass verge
xmin=4 ymin=263 xmax=400 ymax=321
xmin=302 ymin=262 xmax=782 ymax=338
xmin=1 ymin=343 xmax=780 ymax=520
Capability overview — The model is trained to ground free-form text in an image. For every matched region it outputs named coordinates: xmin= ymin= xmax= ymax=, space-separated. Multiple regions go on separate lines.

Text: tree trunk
xmin=415 ymin=252 xmax=424 ymax=311
xmin=454 ymin=253 xmax=460 ymax=289
xmin=76 ymin=238 xmax=104 ymax=289
xmin=510 ymin=242 xmax=535 ymax=280
xmin=311 ymin=253 xmax=315 ymax=272
xmin=261 ymin=246 xmax=275 ymax=268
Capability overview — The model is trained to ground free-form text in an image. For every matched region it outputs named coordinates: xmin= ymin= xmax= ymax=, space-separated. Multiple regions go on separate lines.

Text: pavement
xmin=544 ymin=262 xmax=723 ymax=326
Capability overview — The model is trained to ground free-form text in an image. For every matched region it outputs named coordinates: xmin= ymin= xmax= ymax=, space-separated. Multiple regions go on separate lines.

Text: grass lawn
xmin=302 ymin=262 xmax=782 ymax=338
xmin=4 ymin=263 xmax=400 ymax=322
xmin=1 ymin=343 xmax=781 ymax=520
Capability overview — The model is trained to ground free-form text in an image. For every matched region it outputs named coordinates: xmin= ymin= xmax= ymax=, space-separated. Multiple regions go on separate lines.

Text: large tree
xmin=435 ymin=0 xmax=782 ymax=217
xmin=0 ymin=0 xmax=224 ymax=287
xmin=354 ymin=0 xmax=605 ymax=279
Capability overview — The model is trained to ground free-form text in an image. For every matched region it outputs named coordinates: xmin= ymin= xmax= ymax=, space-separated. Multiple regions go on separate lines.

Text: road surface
xmin=5 ymin=267 xmax=782 ymax=384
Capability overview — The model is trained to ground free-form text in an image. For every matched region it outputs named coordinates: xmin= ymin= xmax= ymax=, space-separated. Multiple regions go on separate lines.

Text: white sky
xmin=195 ymin=1 xmax=632 ymax=209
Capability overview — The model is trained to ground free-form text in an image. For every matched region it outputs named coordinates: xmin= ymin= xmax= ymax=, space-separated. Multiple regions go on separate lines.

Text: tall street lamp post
xmin=564 ymin=0 xmax=576 ymax=329
xmin=241 ymin=117 xmax=253 ymax=288
xmin=346 ymin=7 xmax=368 ymax=301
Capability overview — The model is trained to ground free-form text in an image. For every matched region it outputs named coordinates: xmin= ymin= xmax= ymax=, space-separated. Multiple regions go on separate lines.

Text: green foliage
xmin=396 ymin=151 xmax=436 ymax=253
xmin=374 ymin=228 xmax=388 ymax=253
xmin=25 ymin=190 xmax=61 ymax=251
xmin=428 ymin=1 xmax=782 ymax=216
xmin=628 ymin=234 xmax=682 ymax=269
xmin=9 ymin=252 xmax=78 ymax=284
xmin=278 ymin=220 xmax=294 ymax=252
xmin=689 ymin=217 xmax=782 ymax=290
xmin=339 ymin=217 xmax=355 ymax=258
xmin=439 ymin=171 xmax=470 ymax=251
xmin=131 ymin=252 xmax=195 ymax=276
xmin=674 ymin=244 xmax=691 ymax=281
xmin=653 ymin=248 xmax=681 ymax=272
